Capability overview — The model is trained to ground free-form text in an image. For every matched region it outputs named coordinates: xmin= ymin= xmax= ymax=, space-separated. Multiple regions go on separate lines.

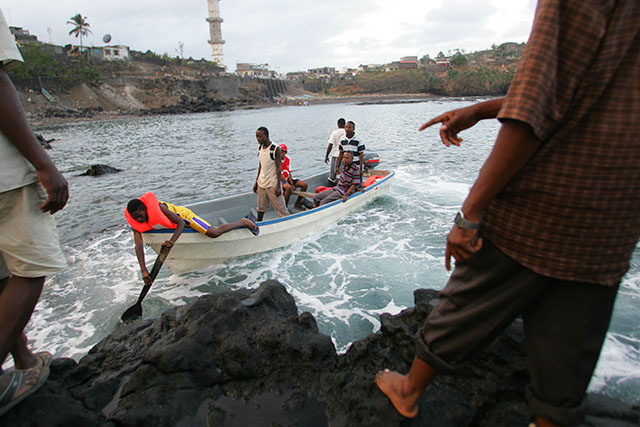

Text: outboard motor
xmin=363 ymin=152 xmax=380 ymax=170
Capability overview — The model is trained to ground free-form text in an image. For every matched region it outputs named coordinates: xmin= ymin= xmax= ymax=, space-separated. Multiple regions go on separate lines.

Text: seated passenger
xmin=125 ymin=192 xmax=259 ymax=285
xmin=313 ymin=152 xmax=361 ymax=206
xmin=279 ymin=144 xmax=309 ymax=210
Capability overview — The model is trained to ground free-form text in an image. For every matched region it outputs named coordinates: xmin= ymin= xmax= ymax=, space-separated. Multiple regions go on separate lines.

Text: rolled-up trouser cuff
xmin=526 ymin=386 xmax=585 ymax=425
xmin=414 ymin=326 xmax=460 ymax=374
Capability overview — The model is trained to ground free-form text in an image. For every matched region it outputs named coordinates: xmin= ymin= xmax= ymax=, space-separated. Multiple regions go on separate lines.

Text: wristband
xmin=454 ymin=211 xmax=480 ymax=229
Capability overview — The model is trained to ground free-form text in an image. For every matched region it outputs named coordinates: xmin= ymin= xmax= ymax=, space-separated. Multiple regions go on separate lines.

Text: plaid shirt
xmin=483 ymin=0 xmax=640 ymax=286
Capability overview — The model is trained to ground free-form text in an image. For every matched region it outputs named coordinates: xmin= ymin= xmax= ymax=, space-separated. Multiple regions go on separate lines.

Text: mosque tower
xmin=206 ymin=0 xmax=225 ymax=67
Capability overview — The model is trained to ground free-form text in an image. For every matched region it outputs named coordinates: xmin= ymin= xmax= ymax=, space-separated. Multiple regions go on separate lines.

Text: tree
xmin=67 ymin=14 xmax=92 ymax=58
xmin=175 ymin=41 xmax=185 ymax=60
xmin=450 ymin=53 xmax=468 ymax=67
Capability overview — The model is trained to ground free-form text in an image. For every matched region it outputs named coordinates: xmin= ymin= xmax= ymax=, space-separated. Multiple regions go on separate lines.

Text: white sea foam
xmin=17 ymin=101 xmax=637 ymax=405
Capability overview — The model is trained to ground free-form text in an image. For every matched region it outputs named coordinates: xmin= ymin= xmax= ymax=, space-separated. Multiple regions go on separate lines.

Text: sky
xmin=0 ymin=0 xmax=537 ymax=73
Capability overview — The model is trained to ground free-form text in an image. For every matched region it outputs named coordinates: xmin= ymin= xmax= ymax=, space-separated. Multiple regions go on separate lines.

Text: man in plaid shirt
xmin=376 ymin=1 xmax=640 ymax=425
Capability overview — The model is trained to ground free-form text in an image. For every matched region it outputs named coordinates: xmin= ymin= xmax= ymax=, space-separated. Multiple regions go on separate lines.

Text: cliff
xmin=1 ymin=281 xmax=637 ymax=426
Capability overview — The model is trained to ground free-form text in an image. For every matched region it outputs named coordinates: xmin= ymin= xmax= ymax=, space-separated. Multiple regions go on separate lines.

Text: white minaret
xmin=206 ymin=0 xmax=225 ymax=67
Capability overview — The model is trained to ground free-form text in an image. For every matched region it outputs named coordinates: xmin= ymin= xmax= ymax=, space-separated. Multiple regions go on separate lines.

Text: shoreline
xmin=27 ymin=93 xmax=447 ymax=129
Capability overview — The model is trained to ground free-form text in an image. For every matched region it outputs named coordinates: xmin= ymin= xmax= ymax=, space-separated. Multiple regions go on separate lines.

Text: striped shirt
xmin=335 ymin=163 xmax=360 ymax=195
xmin=339 ymin=134 xmax=365 ymax=168
xmin=483 ymin=0 xmax=640 ymax=286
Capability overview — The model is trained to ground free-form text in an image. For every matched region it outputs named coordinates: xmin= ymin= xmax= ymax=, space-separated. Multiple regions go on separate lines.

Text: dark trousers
xmin=416 ymin=238 xmax=619 ymax=425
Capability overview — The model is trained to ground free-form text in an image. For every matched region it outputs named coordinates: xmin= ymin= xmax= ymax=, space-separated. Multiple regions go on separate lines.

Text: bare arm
xmin=420 ymin=98 xmax=505 ymax=147
xmin=325 ymin=143 xmax=333 ymax=164
xmin=445 ymin=119 xmax=541 ymax=270
xmin=274 ymin=147 xmax=283 ymax=196
xmin=253 ymin=163 xmax=262 ymax=193
xmin=0 ymin=65 xmax=68 ymax=213
xmin=159 ymin=204 xmax=185 ymax=248
xmin=133 ymin=230 xmax=152 ymax=285
xmin=342 ymin=184 xmax=357 ymax=202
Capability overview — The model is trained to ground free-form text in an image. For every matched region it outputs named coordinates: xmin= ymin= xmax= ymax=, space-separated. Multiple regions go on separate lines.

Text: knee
xmin=206 ymin=228 xmax=222 ymax=238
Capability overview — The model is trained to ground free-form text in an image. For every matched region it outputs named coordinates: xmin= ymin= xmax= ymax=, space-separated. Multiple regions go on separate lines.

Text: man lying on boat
xmin=124 ymin=192 xmax=259 ymax=285
xmin=314 ymin=152 xmax=362 ymax=206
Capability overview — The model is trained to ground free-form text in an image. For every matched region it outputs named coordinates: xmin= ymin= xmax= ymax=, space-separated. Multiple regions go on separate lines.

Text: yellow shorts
xmin=161 ymin=202 xmax=212 ymax=235
xmin=184 ymin=214 xmax=212 ymax=235
xmin=0 ymin=183 xmax=67 ymax=279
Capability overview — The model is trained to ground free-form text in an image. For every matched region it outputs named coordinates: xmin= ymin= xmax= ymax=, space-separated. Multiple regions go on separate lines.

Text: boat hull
xmin=141 ymin=170 xmax=393 ymax=274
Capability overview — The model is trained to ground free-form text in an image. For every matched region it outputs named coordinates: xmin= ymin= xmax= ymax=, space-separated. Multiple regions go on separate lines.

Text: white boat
xmin=141 ymin=169 xmax=394 ymax=274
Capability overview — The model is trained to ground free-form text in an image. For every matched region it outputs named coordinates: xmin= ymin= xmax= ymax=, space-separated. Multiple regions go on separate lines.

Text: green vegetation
xmin=8 ymin=43 xmax=102 ymax=88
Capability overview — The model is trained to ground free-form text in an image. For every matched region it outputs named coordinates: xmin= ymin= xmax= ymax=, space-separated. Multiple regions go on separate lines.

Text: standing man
xmin=0 ymin=8 xmax=68 ymax=415
xmin=375 ymin=1 xmax=640 ymax=426
xmin=253 ymin=127 xmax=289 ymax=221
xmin=324 ymin=118 xmax=346 ymax=184
xmin=335 ymin=121 xmax=365 ymax=179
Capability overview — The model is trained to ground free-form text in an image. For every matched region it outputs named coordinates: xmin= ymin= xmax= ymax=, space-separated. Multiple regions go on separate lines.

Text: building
xmin=9 ymin=26 xmax=38 ymax=45
xmin=206 ymin=0 xmax=225 ymax=67
xmin=399 ymin=56 xmax=419 ymax=69
xmin=103 ymin=45 xmax=130 ymax=61
xmin=307 ymin=67 xmax=336 ymax=78
xmin=235 ymin=63 xmax=275 ymax=78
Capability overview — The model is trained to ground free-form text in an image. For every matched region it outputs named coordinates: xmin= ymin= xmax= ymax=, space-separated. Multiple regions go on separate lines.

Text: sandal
xmin=244 ymin=215 xmax=260 ymax=236
xmin=0 ymin=366 xmax=49 ymax=416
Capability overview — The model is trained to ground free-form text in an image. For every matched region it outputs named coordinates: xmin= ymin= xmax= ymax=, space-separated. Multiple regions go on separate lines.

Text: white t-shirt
xmin=0 ymin=9 xmax=37 ymax=193
xmin=328 ymin=128 xmax=346 ymax=158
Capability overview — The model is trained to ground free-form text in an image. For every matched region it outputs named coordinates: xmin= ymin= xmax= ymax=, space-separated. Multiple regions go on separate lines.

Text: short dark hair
xmin=337 ymin=118 xmax=346 ymax=127
xmin=257 ymin=126 xmax=269 ymax=137
xmin=127 ymin=199 xmax=146 ymax=215
xmin=347 ymin=120 xmax=356 ymax=129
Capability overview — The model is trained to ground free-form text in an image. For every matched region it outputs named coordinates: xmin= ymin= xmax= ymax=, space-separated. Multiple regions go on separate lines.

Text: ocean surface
xmin=14 ymin=99 xmax=639 ymax=405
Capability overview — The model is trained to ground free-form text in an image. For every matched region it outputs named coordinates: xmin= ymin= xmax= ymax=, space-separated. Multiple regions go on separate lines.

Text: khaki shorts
xmin=256 ymin=185 xmax=289 ymax=217
xmin=0 ymin=183 xmax=67 ymax=279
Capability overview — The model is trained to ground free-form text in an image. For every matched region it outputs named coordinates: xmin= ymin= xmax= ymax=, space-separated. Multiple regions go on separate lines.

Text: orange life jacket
xmin=124 ymin=192 xmax=177 ymax=233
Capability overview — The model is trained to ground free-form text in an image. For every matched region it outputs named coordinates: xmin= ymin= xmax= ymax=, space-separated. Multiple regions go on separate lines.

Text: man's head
xmin=345 ymin=121 xmax=355 ymax=138
xmin=279 ymin=144 xmax=288 ymax=155
xmin=343 ymin=151 xmax=354 ymax=167
xmin=337 ymin=118 xmax=346 ymax=128
xmin=127 ymin=199 xmax=148 ymax=223
xmin=256 ymin=127 xmax=270 ymax=145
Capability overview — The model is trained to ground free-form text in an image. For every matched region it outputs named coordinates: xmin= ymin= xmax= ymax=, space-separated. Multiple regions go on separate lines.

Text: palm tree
xmin=67 ymin=14 xmax=92 ymax=58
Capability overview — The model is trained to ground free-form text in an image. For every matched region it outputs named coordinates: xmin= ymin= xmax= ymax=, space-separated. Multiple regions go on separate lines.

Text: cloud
xmin=0 ymin=0 xmax=535 ymax=73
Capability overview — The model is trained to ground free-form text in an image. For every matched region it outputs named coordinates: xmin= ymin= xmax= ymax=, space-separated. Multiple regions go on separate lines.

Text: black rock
xmin=1 ymin=280 xmax=637 ymax=426
xmin=79 ymin=164 xmax=123 ymax=176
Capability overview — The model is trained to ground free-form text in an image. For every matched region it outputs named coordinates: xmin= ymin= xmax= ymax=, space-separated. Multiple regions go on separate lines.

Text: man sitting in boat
xmin=279 ymin=144 xmax=309 ymax=211
xmin=125 ymin=192 xmax=259 ymax=285
xmin=314 ymin=152 xmax=361 ymax=206
xmin=253 ymin=127 xmax=290 ymax=221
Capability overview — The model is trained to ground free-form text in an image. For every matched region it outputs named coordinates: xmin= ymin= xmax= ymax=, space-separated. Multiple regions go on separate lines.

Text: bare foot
xmin=14 ymin=351 xmax=52 ymax=370
xmin=375 ymin=369 xmax=419 ymax=418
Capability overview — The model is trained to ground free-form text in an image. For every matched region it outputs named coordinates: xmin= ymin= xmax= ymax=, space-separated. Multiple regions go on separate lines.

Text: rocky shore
xmin=1 ymin=280 xmax=637 ymax=426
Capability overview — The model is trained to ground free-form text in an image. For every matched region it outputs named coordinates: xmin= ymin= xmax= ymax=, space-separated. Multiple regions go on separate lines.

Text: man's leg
xmin=319 ymin=190 xmax=343 ymax=206
xmin=266 ymin=187 xmax=290 ymax=217
xmin=205 ymin=219 xmax=257 ymax=238
xmin=328 ymin=157 xmax=337 ymax=184
xmin=293 ymin=180 xmax=308 ymax=209
xmin=377 ymin=239 xmax=549 ymax=417
xmin=523 ymin=279 xmax=619 ymax=426
xmin=0 ymin=276 xmax=44 ymax=368
xmin=256 ymin=186 xmax=269 ymax=221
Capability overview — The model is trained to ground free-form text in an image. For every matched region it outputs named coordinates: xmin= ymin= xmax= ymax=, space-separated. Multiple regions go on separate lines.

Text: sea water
xmin=16 ymin=99 xmax=639 ymax=405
